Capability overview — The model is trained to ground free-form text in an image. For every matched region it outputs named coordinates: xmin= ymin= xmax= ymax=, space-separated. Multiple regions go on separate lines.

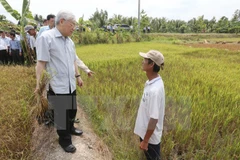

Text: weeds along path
xmin=31 ymin=105 xmax=112 ymax=160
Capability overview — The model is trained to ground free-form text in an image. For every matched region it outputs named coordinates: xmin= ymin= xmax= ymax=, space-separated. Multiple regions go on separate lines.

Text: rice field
xmin=186 ymin=43 xmax=240 ymax=51
xmin=76 ymin=42 xmax=240 ymax=159
xmin=0 ymin=41 xmax=239 ymax=159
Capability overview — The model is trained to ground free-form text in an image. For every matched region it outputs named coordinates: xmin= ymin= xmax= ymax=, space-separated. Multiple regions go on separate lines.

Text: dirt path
xmin=31 ymin=106 xmax=112 ymax=160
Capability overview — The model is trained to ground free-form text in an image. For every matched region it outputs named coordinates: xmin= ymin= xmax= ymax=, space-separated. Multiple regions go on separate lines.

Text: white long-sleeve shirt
xmin=75 ymin=55 xmax=91 ymax=73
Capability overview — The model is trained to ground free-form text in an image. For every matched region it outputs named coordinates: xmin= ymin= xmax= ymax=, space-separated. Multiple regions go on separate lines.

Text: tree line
xmin=1 ymin=5 xmax=240 ymax=34
xmin=79 ymin=9 xmax=240 ymax=34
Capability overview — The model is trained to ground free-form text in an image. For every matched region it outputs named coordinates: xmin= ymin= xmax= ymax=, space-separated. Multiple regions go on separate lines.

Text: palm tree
xmin=89 ymin=8 xmax=108 ymax=29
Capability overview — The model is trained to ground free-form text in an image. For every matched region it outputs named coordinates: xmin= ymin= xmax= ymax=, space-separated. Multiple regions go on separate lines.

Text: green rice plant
xmin=76 ymin=42 xmax=240 ymax=159
xmin=1 ymin=41 xmax=239 ymax=159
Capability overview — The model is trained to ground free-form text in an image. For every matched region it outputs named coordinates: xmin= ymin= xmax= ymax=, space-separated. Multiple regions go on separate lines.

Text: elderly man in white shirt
xmin=35 ymin=10 xmax=86 ymax=153
xmin=36 ymin=14 xmax=94 ymax=77
xmin=36 ymin=14 xmax=93 ymax=128
xmin=134 ymin=50 xmax=165 ymax=160
xmin=24 ymin=25 xmax=37 ymax=60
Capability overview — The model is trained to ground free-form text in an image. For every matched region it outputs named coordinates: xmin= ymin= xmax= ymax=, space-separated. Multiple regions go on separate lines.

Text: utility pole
xmin=138 ymin=0 xmax=140 ymax=35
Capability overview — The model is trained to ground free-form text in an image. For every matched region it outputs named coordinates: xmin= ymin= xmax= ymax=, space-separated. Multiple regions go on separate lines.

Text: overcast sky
xmin=0 ymin=0 xmax=239 ymax=24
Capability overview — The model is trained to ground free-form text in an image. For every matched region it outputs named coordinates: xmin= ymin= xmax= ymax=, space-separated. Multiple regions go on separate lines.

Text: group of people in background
xmin=143 ymin=26 xmax=151 ymax=33
xmin=0 ymin=30 xmax=23 ymax=65
xmin=0 ymin=14 xmax=55 ymax=65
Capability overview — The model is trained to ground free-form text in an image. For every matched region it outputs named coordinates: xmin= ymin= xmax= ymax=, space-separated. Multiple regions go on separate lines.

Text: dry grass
xmin=0 ymin=65 xmax=35 ymax=159
xmin=30 ymin=70 xmax=52 ymax=124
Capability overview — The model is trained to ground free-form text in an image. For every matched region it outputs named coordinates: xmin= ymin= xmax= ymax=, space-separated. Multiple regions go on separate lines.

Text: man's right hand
xmin=87 ymin=71 xmax=94 ymax=77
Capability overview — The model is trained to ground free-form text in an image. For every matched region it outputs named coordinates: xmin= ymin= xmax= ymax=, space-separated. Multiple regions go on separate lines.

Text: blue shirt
xmin=9 ymin=39 xmax=21 ymax=52
xmin=37 ymin=26 xmax=50 ymax=38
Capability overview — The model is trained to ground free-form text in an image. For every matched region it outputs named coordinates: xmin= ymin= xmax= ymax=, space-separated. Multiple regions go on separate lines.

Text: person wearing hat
xmin=25 ymin=25 xmax=37 ymax=61
xmin=24 ymin=25 xmax=35 ymax=34
xmin=134 ymin=50 xmax=165 ymax=160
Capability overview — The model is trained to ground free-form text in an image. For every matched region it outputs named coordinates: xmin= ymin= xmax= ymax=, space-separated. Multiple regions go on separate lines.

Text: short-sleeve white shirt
xmin=29 ymin=36 xmax=36 ymax=49
xmin=0 ymin=38 xmax=7 ymax=50
xmin=36 ymin=28 xmax=77 ymax=94
xmin=1 ymin=37 xmax=10 ymax=47
xmin=134 ymin=76 xmax=165 ymax=144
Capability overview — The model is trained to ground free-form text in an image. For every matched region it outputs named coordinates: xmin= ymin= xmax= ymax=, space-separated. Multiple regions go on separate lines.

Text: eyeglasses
xmin=63 ymin=19 xmax=76 ymax=28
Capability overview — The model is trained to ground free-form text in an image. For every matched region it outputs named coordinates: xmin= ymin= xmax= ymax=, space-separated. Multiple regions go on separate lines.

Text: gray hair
xmin=55 ymin=10 xmax=76 ymax=25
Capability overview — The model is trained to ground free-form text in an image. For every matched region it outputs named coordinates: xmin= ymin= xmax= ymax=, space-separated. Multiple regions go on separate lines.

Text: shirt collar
xmin=53 ymin=28 xmax=63 ymax=38
xmin=54 ymin=28 xmax=69 ymax=40
xmin=146 ymin=75 xmax=161 ymax=85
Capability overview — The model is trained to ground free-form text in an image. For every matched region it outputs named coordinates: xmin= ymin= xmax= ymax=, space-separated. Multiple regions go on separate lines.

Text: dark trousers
xmin=0 ymin=50 xmax=8 ymax=64
xmin=20 ymin=52 xmax=24 ymax=65
xmin=140 ymin=138 xmax=161 ymax=160
xmin=11 ymin=49 xmax=21 ymax=64
xmin=8 ymin=53 xmax=12 ymax=64
xmin=47 ymin=89 xmax=77 ymax=147
xmin=33 ymin=47 xmax=36 ymax=59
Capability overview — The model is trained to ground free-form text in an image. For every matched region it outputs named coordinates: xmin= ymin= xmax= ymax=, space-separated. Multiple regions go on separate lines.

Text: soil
xmin=31 ymin=106 xmax=112 ymax=160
